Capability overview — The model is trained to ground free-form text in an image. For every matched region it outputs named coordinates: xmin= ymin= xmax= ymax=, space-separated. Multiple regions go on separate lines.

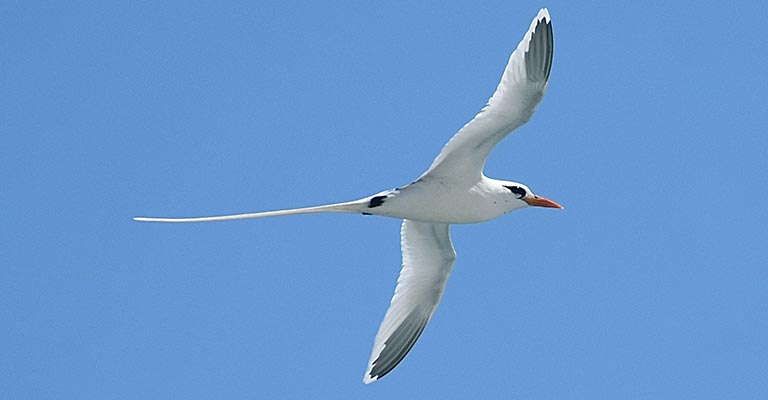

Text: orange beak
xmin=523 ymin=195 xmax=563 ymax=209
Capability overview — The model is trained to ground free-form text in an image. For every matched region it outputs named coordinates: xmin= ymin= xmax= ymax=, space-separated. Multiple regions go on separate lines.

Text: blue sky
xmin=3 ymin=1 xmax=767 ymax=399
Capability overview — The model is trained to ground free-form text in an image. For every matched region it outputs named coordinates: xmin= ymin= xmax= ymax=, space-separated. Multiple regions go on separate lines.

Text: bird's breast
xmin=365 ymin=181 xmax=509 ymax=224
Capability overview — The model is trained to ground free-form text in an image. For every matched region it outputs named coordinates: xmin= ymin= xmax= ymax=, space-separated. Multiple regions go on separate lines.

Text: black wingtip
xmin=525 ymin=11 xmax=554 ymax=83
xmin=368 ymin=309 xmax=429 ymax=381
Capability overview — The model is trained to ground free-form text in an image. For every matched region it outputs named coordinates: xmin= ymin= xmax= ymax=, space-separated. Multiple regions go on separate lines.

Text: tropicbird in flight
xmin=135 ymin=8 xmax=561 ymax=383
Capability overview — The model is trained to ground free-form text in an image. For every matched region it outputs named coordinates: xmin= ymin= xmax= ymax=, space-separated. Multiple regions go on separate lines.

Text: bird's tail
xmin=133 ymin=199 xmax=367 ymax=223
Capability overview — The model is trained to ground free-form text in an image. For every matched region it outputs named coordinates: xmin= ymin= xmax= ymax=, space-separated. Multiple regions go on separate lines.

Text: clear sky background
xmin=3 ymin=2 xmax=767 ymax=399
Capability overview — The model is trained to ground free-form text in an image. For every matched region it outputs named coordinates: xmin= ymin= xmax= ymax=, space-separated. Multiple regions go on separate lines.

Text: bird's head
xmin=502 ymin=183 xmax=563 ymax=210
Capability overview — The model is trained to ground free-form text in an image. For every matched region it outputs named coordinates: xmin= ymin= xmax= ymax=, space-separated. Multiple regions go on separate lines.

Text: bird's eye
xmin=504 ymin=185 xmax=527 ymax=199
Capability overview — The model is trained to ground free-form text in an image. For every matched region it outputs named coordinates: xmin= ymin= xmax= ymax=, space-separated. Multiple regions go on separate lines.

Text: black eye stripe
xmin=503 ymin=185 xmax=527 ymax=199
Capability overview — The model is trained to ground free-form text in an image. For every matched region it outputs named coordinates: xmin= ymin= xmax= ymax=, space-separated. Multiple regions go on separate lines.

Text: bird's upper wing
xmin=421 ymin=8 xmax=553 ymax=182
xmin=363 ymin=220 xmax=456 ymax=383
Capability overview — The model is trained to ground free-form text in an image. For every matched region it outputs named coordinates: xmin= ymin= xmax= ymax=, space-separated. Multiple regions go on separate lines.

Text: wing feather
xmin=363 ymin=220 xmax=456 ymax=383
xmin=422 ymin=8 xmax=553 ymax=181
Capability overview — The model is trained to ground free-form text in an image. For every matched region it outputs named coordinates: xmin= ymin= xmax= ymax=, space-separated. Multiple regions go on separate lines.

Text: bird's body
xmin=136 ymin=8 xmax=560 ymax=384
xmin=360 ymin=177 xmax=530 ymax=224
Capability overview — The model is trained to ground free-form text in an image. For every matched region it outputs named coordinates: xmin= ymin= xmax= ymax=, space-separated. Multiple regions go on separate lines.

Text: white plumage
xmin=135 ymin=8 xmax=561 ymax=383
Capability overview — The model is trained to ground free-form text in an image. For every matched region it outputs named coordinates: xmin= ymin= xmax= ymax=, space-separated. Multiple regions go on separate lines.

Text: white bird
xmin=135 ymin=8 xmax=560 ymax=383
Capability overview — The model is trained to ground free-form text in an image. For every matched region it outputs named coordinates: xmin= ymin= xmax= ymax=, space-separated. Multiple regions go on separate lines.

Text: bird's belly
xmin=369 ymin=185 xmax=506 ymax=224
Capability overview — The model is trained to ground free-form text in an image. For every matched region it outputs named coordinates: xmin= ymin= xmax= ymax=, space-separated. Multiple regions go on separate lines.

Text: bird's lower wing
xmin=363 ymin=220 xmax=456 ymax=383
xmin=422 ymin=8 xmax=553 ymax=182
